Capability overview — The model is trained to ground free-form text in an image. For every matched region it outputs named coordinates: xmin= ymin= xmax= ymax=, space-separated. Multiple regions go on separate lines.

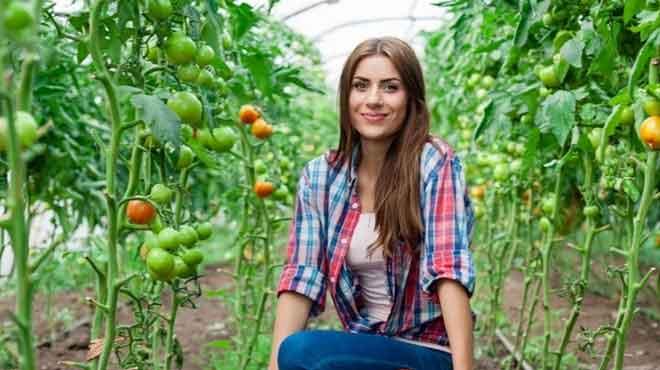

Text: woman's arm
xmin=437 ymin=279 xmax=474 ymax=370
xmin=268 ymin=291 xmax=314 ymax=370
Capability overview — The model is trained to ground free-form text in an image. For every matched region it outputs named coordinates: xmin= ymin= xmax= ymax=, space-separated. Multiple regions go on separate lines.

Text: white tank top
xmin=347 ymin=213 xmax=452 ymax=354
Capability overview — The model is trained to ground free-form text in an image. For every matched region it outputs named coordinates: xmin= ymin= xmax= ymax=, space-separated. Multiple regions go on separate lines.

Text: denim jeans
xmin=277 ymin=330 xmax=453 ymax=370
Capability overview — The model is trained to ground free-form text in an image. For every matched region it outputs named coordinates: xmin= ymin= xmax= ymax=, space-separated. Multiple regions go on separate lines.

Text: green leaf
xmin=628 ymin=29 xmax=660 ymax=99
xmin=624 ymin=0 xmax=645 ymax=24
xmin=187 ymin=137 xmax=216 ymax=168
xmin=513 ymin=0 xmax=532 ymax=47
xmin=560 ymin=39 xmax=584 ymax=68
xmin=227 ymin=1 xmax=259 ymax=40
xmin=473 ymin=100 xmax=494 ymax=141
xmin=536 ymin=90 xmax=576 ymax=146
xmin=244 ymin=51 xmax=273 ymax=96
xmin=131 ymin=94 xmax=181 ymax=147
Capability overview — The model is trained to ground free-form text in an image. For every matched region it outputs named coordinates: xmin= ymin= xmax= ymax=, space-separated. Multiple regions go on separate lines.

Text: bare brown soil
xmin=0 ymin=265 xmax=658 ymax=370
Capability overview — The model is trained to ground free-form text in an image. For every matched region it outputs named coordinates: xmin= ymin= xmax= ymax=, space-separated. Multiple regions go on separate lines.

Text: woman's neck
xmin=358 ymin=137 xmax=392 ymax=181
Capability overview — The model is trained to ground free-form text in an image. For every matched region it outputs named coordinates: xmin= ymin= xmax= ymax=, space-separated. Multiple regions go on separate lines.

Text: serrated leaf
xmin=536 ymin=90 xmax=576 ymax=146
xmin=227 ymin=1 xmax=259 ymax=40
xmin=244 ymin=51 xmax=273 ymax=96
xmin=131 ymin=94 xmax=181 ymax=147
xmin=560 ymin=39 xmax=584 ymax=68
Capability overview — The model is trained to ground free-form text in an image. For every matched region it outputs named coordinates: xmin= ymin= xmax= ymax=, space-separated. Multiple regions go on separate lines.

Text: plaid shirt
xmin=277 ymin=136 xmax=476 ymax=348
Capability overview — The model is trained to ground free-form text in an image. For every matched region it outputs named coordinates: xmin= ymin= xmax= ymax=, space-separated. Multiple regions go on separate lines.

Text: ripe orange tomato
xmin=254 ymin=181 xmax=275 ymax=198
xmin=126 ymin=200 xmax=156 ymax=224
xmin=470 ymin=185 xmax=485 ymax=200
xmin=251 ymin=118 xmax=273 ymax=139
xmin=239 ymin=105 xmax=260 ymax=124
xmin=640 ymin=116 xmax=660 ymax=150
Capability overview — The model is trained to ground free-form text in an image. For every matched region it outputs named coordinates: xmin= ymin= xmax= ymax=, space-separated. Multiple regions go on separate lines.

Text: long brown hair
xmin=333 ymin=37 xmax=431 ymax=258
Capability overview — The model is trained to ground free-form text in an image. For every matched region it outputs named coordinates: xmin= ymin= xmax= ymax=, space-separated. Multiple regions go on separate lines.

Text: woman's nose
xmin=365 ymin=87 xmax=383 ymax=107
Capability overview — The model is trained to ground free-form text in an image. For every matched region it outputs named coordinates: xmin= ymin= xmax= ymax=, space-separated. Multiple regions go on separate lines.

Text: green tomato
xmin=467 ymin=73 xmax=481 ymax=88
xmin=542 ymin=195 xmax=555 ymax=215
xmin=493 ymin=163 xmax=509 ymax=181
xmin=165 ymin=32 xmax=197 ymax=65
xmin=539 ymin=217 xmax=552 ymax=232
xmin=272 ymin=187 xmax=289 ymax=202
xmin=182 ymin=248 xmax=204 ymax=266
xmin=553 ymin=30 xmax=574 ymax=52
xmin=222 ymin=33 xmax=233 ymax=50
xmin=480 ymin=75 xmax=495 ymax=89
xmin=177 ymin=145 xmax=194 ymax=169
xmin=510 ymin=159 xmax=522 ymax=173
xmin=148 ymin=0 xmax=173 ymax=21
xmin=150 ymin=183 xmax=173 ymax=204
xmin=475 ymin=88 xmax=489 ymax=100
xmin=3 ymin=2 xmax=33 ymax=32
xmin=177 ymin=64 xmax=200 ymax=83
xmin=583 ymin=205 xmax=599 ymax=218
xmin=520 ymin=113 xmax=532 ymax=125
xmin=146 ymin=248 xmax=175 ymax=281
xmin=167 ymin=92 xmax=202 ymax=127
xmin=199 ymin=127 xmax=236 ymax=152
xmin=196 ymin=222 xmax=213 ymax=240
xmin=643 ymin=99 xmax=660 ymax=116
xmin=0 ymin=111 xmax=39 ymax=151
xmin=147 ymin=46 xmax=161 ymax=63
xmin=254 ymin=159 xmax=268 ymax=175
xmin=174 ymin=257 xmax=196 ymax=278
xmin=539 ymin=66 xmax=560 ymax=88
xmin=620 ymin=106 xmax=634 ymax=125
xmin=588 ymin=128 xmax=602 ymax=150
xmin=157 ymin=227 xmax=180 ymax=250
xmin=196 ymin=69 xmax=215 ymax=88
xmin=542 ymin=13 xmax=554 ymax=27
xmin=539 ymin=87 xmax=551 ymax=98
xmin=196 ymin=45 xmax=215 ymax=66
xmin=177 ymin=225 xmax=199 ymax=247
xmin=150 ymin=214 xmax=164 ymax=233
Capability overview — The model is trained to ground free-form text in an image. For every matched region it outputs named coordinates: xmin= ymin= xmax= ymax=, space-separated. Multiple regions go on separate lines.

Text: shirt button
xmin=341 ymin=238 xmax=348 ymax=244
xmin=351 ymin=202 xmax=359 ymax=209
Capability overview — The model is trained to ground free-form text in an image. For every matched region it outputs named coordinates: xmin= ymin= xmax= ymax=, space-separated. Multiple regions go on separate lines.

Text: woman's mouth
xmin=361 ymin=113 xmax=388 ymax=123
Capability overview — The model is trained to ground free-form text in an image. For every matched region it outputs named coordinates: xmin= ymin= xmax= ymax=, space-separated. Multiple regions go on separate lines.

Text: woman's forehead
xmin=353 ymin=55 xmax=400 ymax=80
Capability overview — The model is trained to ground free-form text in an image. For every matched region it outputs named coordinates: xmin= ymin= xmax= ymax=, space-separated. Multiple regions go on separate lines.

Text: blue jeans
xmin=278 ymin=330 xmax=453 ymax=370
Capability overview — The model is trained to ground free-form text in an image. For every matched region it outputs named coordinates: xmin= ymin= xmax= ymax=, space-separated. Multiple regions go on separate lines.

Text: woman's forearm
xmin=437 ymin=279 xmax=474 ymax=370
xmin=268 ymin=291 xmax=313 ymax=370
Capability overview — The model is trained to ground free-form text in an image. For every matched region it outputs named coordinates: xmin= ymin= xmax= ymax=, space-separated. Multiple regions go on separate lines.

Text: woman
xmin=268 ymin=37 xmax=476 ymax=370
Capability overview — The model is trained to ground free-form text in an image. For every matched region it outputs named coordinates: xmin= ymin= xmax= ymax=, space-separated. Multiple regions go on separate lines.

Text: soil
xmin=0 ymin=265 xmax=658 ymax=370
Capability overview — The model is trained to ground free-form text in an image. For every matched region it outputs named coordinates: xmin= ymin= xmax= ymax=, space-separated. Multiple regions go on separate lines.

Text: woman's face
xmin=349 ymin=55 xmax=408 ymax=144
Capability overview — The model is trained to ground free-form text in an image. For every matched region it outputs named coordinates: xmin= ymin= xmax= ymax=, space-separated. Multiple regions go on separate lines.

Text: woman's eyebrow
xmin=352 ymin=76 xmax=401 ymax=83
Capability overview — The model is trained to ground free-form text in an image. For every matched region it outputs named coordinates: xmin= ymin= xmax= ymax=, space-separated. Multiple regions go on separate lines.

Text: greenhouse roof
xmin=245 ymin=0 xmax=449 ymax=88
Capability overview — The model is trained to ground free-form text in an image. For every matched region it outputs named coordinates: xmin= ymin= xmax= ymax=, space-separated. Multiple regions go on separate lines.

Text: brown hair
xmin=333 ymin=37 xmax=431 ymax=258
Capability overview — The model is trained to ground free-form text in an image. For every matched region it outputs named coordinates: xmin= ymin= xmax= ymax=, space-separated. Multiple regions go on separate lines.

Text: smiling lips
xmin=361 ymin=112 xmax=388 ymax=123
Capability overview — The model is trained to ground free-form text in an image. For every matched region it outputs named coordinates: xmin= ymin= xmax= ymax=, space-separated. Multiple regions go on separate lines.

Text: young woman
xmin=267 ymin=37 xmax=476 ymax=370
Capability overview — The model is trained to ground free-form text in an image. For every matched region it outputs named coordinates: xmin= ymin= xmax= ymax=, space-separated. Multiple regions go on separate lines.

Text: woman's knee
xmin=277 ymin=331 xmax=315 ymax=370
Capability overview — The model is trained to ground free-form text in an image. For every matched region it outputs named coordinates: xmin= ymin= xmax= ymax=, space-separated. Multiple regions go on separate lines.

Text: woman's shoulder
xmin=420 ymin=135 xmax=457 ymax=173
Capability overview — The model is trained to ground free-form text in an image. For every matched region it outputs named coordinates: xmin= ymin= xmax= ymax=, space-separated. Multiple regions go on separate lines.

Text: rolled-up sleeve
xmin=277 ymin=164 xmax=328 ymax=317
xmin=420 ymin=154 xmax=476 ymax=299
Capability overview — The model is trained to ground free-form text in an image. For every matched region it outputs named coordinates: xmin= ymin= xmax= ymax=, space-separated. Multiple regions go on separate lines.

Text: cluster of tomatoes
xmin=125 ymin=183 xmax=213 ymax=282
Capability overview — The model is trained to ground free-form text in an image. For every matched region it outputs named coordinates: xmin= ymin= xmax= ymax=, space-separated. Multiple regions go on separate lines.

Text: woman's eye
xmin=384 ymin=84 xmax=399 ymax=92
xmin=352 ymin=81 xmax=367 ymax=90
